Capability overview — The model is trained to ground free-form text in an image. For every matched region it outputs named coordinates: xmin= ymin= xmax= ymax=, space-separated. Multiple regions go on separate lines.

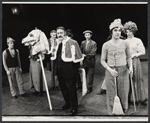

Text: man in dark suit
xmin=51 ymin=26 xmax=83 ymax=115
xmin=81 ymin=30 xmax=97 ymax=93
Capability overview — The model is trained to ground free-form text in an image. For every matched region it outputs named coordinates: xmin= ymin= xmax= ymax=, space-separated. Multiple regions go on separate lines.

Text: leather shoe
xmin=69 ymin=109 xmax=77 ymax=116
xmin=97 ymin=89 xmax=106 ymax=95
xmin=20 ymin=93 xmax=28 ymax=97
xmin=13 ymin=95 xmax=18 ymax=99
xmin=87 ymin=88 xmax=92 ymax=94
xmin=61 ymin=104 xmax=70 ymax=110
xmin=50 ymin=87 xmax=55 ymax=91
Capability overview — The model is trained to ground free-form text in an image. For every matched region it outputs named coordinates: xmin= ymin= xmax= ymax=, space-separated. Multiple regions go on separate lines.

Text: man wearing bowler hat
xmin=81 ymin=30 xmax=97 ymax=93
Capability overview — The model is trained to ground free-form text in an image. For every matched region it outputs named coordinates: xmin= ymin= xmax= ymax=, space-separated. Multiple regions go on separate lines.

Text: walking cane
xmin=39 ymin=53 xmax=52 ymax=110
xmin=129 ymin=72 xmax=137 ymax=112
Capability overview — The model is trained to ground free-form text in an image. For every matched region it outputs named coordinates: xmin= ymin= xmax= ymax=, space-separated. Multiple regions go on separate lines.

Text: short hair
xmin=66 ymin=29 xmax=73 ymax=38
xmin=50 ymin=30 xmax=56 ymax=34
xmin=7 ymin=37 xmax=15 ymax=44
xmin=56 ymin=26 xmax=65 ymax=31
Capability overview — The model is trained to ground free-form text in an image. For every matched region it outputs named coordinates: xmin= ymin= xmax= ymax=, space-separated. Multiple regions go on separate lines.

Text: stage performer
xmin=124 ymin=21 xmax=147 ymax=106
xmin=3 ymin=37 xmax=27 ymax=98
xmin=51 ymin=26 xmax=84 ymax=115
xmin=80 ymin=30 xmax=97 ymax=93
xmin=47 ymin=30 xmax=60 ymax=91
xmin=101 ymin=19 xmax=133 ymax=115
xmin=22 ymin=29 xmax=48 ymax=96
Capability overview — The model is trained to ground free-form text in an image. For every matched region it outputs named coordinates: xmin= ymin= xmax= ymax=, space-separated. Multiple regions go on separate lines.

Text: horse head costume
xmin=22 ymin=28 xmax=52 ymax=110
xmin=22 ymin=28 xmax=49 ymax=55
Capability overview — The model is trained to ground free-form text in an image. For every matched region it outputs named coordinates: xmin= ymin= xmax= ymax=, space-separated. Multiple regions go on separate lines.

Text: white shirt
xmin=125 ymin=37 xmax=145 ymax=57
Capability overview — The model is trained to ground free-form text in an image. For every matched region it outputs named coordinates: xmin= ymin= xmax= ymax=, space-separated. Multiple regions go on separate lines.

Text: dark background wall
xmin=2 ymin=4 xmax=147 ymax=74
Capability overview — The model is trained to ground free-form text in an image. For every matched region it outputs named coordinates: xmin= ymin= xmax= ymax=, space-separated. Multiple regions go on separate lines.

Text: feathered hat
xmin=109 ymin=18 xmax=123 ymax=30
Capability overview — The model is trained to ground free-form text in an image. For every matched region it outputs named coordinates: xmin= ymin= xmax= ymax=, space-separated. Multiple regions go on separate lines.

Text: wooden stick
xmin=39 ymin=54 xmax=52 ymax=110
xmin=130 ymin=73 xmax=136 ymax=112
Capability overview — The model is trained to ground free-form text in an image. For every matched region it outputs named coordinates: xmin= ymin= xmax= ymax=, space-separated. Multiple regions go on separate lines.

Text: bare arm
xmin=2 ymin=50 xmax=9 ymax=72
xmin=125 ymin=41 xmax=132 ymax=69
xmin=101 ymin=44 xmax=111 ymax=70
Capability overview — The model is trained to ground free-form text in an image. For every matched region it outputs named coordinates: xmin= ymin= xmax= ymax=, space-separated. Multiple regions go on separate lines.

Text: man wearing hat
xmin=2 ymin=37 xmax=27 ymax=98
xmin=81 ymin=30 xmax=97 ymax=93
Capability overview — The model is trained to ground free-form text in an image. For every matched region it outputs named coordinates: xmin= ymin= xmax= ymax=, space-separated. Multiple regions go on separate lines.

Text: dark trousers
xmin=57 ymin=63 xmax=78 ymax=110
xmin=84 ymin=66 xmax=95 ymax=89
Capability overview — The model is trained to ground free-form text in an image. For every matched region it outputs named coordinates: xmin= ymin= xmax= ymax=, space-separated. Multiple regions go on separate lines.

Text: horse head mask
xmin=22 ymin=28 xmax=49 ymax=55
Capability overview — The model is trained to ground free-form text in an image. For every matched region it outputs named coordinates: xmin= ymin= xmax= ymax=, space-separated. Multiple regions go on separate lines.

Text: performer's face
xmin=112 ymin=27 xmax=121 ymax=39
xmin=8 ymin=41 xmax=14 ymax=49
xmin=126 ymin=29 xmax=133 ymax=38
xmin=57 ymin=29 xmax=65 ymax=41
xmin=50 ymin=32 xmax=56 ymax=39
xmin=84 ymin=33 xmax=91 ymax=40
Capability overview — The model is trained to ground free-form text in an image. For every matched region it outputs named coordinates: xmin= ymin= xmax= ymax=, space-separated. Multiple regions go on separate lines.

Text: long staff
xmin=39 ymin=54 xmax=52 ymax=110
xmin=129 ymin=72 xmax=136 ymax=112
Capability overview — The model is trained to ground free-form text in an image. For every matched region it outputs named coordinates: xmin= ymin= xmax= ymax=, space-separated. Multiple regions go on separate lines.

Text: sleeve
xmin=100 ymin=43 xmax=109 ymax=69
xmin=2 ymin=50 xmax=9 ymax=71
xmin=86 ymin=42 xmax=97 ymax=58
xmin=80 ymin=41 xmax=84 ymax=53
xmin=137 ymin=39 xmax=145 ymax=55
xmin=73 ymin=41 xmax=84 ymax=62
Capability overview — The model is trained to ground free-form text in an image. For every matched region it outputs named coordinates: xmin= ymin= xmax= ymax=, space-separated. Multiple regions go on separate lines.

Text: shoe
xmin=141 ymin=99 xmax=147 ymax=106
xmin=56 ymin=86 xmax=61 ymax=91
xmin=20 ymin=93 xmax=28 ymax=97
xmin=87 ymin=88 xmax=92 ymax=94
xmin=97 ymin=89 xmax=106 ymax=95
xmin=50 ymin=87 xmax=55 ymax=91
xmin=61 ymin=104 xmax=70 ymax=110
xmin=38 ymin=92 xmax=43 ymax=96
xmin=69 ymin=109 xmax=77 ymax=116
xmin=124 ymin=109 xmax=128 ymax=114
xmin=13 ymin=95 xmax=18 ymax=99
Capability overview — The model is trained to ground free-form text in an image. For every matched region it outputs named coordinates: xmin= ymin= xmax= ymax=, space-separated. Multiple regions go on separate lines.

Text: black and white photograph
xmin=2 ymin=2 xmax=148 ymax=121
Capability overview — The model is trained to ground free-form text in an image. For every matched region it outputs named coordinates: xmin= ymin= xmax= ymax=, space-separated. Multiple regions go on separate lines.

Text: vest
xmin=6 ymin=49 xmax=19 ymax=68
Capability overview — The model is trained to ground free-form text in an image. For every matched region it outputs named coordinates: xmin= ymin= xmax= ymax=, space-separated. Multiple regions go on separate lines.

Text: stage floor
xmin=2 ymin=54 xmax=148 ymax=119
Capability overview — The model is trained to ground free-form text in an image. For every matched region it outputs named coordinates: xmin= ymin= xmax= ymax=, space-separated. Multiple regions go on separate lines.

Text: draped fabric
xmin=129 ymin=57 xmax=147 ymax=103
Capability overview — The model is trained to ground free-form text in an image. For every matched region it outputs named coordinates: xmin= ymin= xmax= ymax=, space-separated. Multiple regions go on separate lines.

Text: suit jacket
xmin=81 ymin=39 xmax=97 ymax=67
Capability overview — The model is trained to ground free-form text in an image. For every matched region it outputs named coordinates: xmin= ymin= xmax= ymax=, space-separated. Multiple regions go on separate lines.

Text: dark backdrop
xmin=2 ymin=4 xmax=147 ymax=74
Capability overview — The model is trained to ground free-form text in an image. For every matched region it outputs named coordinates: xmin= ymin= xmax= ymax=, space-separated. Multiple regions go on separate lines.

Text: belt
xmin=109 ymin=65 xmax=127 ymax=69
xmin=132 ymin=56 xmax=139 ymax=59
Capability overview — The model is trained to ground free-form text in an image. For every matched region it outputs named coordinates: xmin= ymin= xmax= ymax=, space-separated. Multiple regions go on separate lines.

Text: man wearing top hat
xmin=2 ymin=37 xmax=27 ymax=98
xmin=81 ymin=30 xmax=97 ymax=93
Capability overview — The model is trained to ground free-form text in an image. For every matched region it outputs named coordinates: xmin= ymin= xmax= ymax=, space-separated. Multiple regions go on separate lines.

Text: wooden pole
xmin=39 ymin=54 xmax=52 ymax=110
xmin=130 ymin=73 xmax=136 ymax=112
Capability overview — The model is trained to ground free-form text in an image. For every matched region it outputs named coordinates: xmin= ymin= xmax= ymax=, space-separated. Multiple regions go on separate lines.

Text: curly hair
xmin=123 ymin=21 xmax=138 ymax=34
